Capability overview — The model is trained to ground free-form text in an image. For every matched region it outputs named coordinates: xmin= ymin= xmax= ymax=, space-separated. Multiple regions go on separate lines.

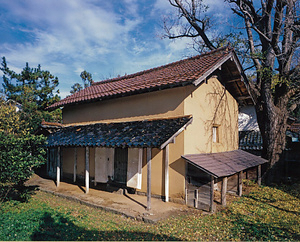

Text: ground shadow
xmin=0 ymin=185 xmax=38 ymax=203
xmin=31 ymin=212 xmax=180 ymax=241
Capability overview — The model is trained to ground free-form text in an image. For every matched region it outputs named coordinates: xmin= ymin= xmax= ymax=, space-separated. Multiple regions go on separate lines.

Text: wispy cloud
xmin=0 ymin=0 xmax=232 ymax=98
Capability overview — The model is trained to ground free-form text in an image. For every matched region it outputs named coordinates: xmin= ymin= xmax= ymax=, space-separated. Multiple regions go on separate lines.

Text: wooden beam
xmin=257 ymin=165 xmax=262 ymax=186
xmin=195 ymin=189 xmax=199 ymax=209
xmin=147 ymin=148 xmax=151 ymax=211
xmin=165 ymin=144 xmax=169 ymax=202
xmin=160 ymin=117 xmax=193 ymax=149
xmin=57 ymin=147 xmax=61 ymax=187
xmin=210 ymin=176 xmax=214 ymax=212
xmin=85 ymin=147 xmax=90 ymax=194
xmin=73 ymin=147 xmax=77 ymax=183
xmin=238 ymin=171 xmax=243 ymax=196
xmin=221 ymin=177 xmax=228 ymax=206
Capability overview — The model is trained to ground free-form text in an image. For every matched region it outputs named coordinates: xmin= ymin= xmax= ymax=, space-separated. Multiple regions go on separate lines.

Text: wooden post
xmin=165 ymin=144 xmax=169 ymax=202
xmin=57 ymin=147 xmax=61 ymax=187
xmin=85 ymin=147 xmax=90 ymax=194
xmin=147 ymin=148 xmax=151 ymax=211
xmin=195 ymin=189 xmax=199 ymax=208
xmin=238 ymin=171 xmax=243 ymax=196
xmin=210 ymin=175 xmax=214 ymax=212
xmin=257 ymin=165 xmax=261 ymax=186
xmin=221 ymin=176 xmax=228 ymax=206
xmin=73 ymin=147 xmax=77 ymax=183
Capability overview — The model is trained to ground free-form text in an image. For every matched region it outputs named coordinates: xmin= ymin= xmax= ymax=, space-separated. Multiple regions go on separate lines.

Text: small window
xmin=212 ymin=126 xmax=219 ymax=143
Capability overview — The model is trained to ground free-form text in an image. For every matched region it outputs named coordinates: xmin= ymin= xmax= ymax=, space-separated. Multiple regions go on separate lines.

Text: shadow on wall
xmin=31 ymin=212 xmax=180 ymax=241
xmin=203 ymin=78 xmax=238 ymax=153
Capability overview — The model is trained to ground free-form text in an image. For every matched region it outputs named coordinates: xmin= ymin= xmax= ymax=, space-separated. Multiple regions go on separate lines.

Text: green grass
xmin=0 ymin=182 xmax=299 ymax=241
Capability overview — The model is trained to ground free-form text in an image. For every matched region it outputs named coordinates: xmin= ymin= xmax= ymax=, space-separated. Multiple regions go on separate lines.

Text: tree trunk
xmin=255 ymin=83 xmax=289 ymax=183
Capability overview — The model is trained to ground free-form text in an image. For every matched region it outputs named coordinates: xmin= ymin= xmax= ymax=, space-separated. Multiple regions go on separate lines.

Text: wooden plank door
xmin=114 ymin=148 xmax=128 ymax=184
xmin=48 ymin=148 xmax=58 ymax=178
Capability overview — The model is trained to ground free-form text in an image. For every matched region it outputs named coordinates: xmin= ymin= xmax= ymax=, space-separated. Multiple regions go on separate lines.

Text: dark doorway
xmin=48 ymin=148 xmax=58 ymax=179
xmin=114 ymin=148 xmax=128 ymax=184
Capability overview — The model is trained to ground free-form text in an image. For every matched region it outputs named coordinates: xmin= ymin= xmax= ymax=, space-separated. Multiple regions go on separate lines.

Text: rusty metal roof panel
xmin=182 ymin=150 xmax=268 ymax=178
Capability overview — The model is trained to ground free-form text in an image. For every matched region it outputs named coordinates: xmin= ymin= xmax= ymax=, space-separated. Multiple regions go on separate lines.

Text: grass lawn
xmin=0 ymin=181 xmax=299 ymax=241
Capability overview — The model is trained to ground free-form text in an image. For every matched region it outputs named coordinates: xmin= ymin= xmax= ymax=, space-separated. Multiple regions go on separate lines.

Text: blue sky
xmin=0 ymin=0 xmax=233 ymax=98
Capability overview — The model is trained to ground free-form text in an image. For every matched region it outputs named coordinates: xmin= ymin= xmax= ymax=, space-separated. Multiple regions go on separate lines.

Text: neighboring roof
xmin=239 ymin=131 xmax=263 ymax=151
xmin=48 ymin=47 xmax=252 ymax=111
xmin=35 ymin=120 xmax=63 ymax=135
xmin=239 ymin=130 xmax=299 ymax=151
xmin=46 ymin=116 xmax=192 ymax=149
xmin=182 ymin=150 xmax=268 ymax=178
xmin=289 ymin=123 xmax=300 ymax=133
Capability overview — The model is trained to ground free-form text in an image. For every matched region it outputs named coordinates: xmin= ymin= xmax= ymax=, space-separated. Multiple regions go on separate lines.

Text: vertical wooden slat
xmin=47 ymin=148 xmax=49 ymax=175
xmin=210 ymin=175 xmax=214 ymax=212
xmin=147 ymin=148 xmax=151 ymax=211
xmin=238 ymin=171 xmax=243 ymax=196
xmin=257 ymin=165 xmax=262 ymax=186
xmin=221 ymin=176 xmax=228 ymax=206
xmin=57 ymin=147 xmax=60 ymax=187
xmin=73 ymin=147 xmax=77 ymax=183
xmin=165 ymin=144 xmax=169 ymax=202
xmin=85 ymin=147 xmax=90 ymax=194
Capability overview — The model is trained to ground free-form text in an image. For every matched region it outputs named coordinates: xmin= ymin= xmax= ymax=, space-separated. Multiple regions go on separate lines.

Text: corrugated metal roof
xmin=182 ymin=150 xmax=267 ymax=178
xmin=48 ymin=47 xmax=252 ymax=110
xmin=46 ymin=116 xmax=192 ymax=148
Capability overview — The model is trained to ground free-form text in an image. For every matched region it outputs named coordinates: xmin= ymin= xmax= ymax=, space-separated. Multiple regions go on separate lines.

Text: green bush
xmin=0 ymin=131 xmax=46 ymax=201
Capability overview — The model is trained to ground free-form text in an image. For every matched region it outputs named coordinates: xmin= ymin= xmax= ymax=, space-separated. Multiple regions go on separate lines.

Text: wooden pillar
xmin=238 ymin=171 xmax=243 ymax=196
xmin=57 ymin=147 xmax=61 ymax=187
xmin=164 ymin=144 xmax=169 ymax=202
xmin=147 ymin=148 xmax=151 ymax=211
xmin=85 ymin=147 xmax=90 ymax=194
xmin=210 ymin=175 xmax=214 ymax=212
xmin=221 ymin=176 xmax=228 ymax=206
xmin=195 ymin=189 xmax=199 ymax=208
xmin=257 ymin=165 xmax=261 ymax=186
xmin=73 ymin=147 xmax=77 ymax=183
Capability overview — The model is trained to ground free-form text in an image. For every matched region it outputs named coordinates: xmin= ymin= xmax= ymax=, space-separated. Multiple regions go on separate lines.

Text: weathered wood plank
xmin=210 ymin=176 xmax=214 ymax=212
xmin=85 ymin=147 xmax=89 ymax=194
xmin=257 ymin=165 xmax=261 ymax=186
xmin=147 ymin=148 xmax=151 ymax=210
xmin=73 ymin=147 xmax=77 ymax=183
xmin=221 ymin=176 xmax=228 ymax=206
xmin=57 ymin=147 xmax=61 ymax=187
xmin=238 ymin=171 xmax=242 ymax=196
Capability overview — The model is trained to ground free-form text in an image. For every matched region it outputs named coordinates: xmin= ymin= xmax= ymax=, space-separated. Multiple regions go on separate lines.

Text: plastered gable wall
xmin=62 ymin=87 xmax=186 ymax=124
xmin=183 ymin=76 xmax=239 ymax=154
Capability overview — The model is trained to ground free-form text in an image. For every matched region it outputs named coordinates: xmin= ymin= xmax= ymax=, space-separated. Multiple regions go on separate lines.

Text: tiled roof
xmin=46 ymin=116 xmax=192 ymax=148
xmin=48 ymin=47 xmax=251 ymax=110
xmin=239 ymin=131 xmax=263 ymax=151
xmin=289 ymin=123 xmax=300 ymax=133
xmin=182 ymin=150 xmax=267 ymax=178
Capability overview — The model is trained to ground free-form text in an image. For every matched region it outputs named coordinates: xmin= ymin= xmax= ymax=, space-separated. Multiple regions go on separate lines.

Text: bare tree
xmin=164 ymin=0 xmax=300 ymax=181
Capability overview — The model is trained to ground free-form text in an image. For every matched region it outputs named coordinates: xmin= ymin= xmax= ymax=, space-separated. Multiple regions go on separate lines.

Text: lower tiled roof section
xmin=239 ymin=130 xmax=263 ymax=150
xmin=47 ymin=116 xmax=192 ymax=148
xmin=182 ymin=150 xmax=268 ymax=178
